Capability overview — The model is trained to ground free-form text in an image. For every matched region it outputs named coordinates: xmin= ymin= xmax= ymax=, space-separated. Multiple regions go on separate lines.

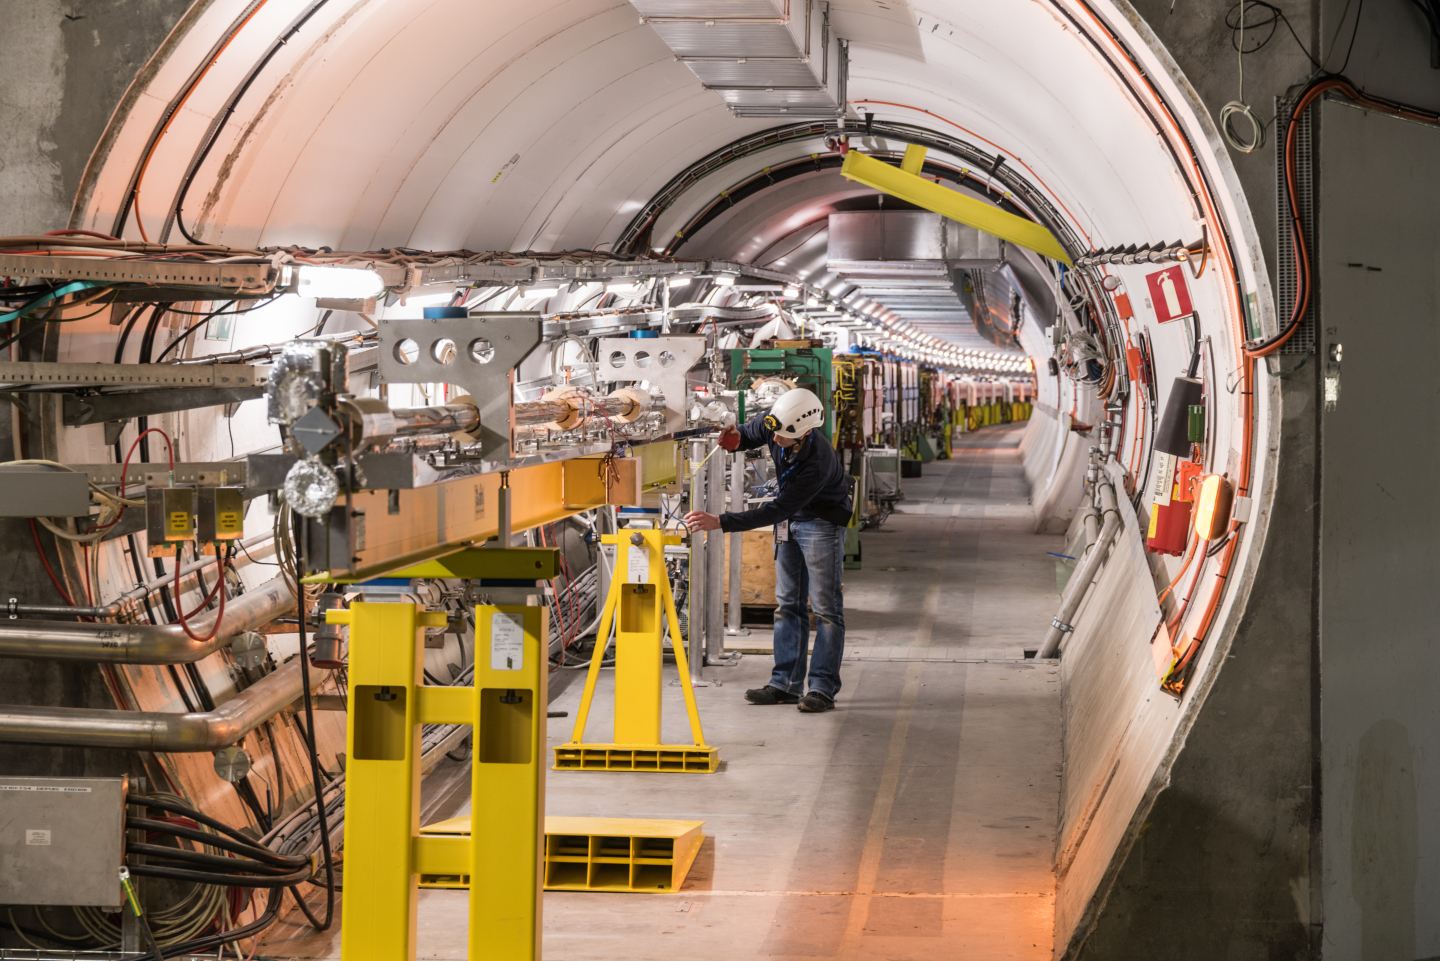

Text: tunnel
xmin=0 ymin=0 xmax=1437 ymax=958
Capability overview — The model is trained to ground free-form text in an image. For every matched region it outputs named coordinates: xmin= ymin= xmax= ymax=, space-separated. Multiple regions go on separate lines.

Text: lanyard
xmin=775 ymin=441 xmax=804 ymax=490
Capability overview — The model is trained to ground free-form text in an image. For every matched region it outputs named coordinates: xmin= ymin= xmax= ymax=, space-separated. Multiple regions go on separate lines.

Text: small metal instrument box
xmin=0 ymin=776 xmax=126 ymax=907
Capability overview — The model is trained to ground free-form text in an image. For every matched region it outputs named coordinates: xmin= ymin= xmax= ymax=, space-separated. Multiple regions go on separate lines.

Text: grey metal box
xmin=0 ymin=466 xmax=90 ymax=517
xmin=0 ymin=777 xmax=125 ymax=907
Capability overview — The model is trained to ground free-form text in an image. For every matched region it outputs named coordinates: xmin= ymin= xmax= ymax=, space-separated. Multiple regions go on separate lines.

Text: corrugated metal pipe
xmin=0 ymin=656 xmax=319 ymax=752
xmin=1037 ymin=471 xmax=1120 ymax=659
xmin=0 ymin=574 xmax=295 ymax=664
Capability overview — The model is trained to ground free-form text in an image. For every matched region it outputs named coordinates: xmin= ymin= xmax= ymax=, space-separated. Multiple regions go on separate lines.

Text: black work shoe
xmin=797 ymin=691 xmax=835 ymax=713
xmin=745 ymin=685 xmax=800 ymax=705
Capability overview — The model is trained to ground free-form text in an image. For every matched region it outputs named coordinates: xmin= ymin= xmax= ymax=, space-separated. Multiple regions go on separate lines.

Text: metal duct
xmin=826 ymin=211 xmax=1012 ymax=351
xmin=633 ymin=0 xmax=845 ymax=118
xmin=0 ymin=574 xmax=295 ymax=664
xmin=0 ymin=656 xmax=320 ymax=752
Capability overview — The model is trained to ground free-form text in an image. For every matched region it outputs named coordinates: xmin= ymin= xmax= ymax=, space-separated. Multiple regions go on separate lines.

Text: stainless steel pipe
xmin=1037 ymin=474 xmax=1121 ymax=658
xmin=0 ymin=656 xmax=319 ymax=751
xmin=705 ymin=448 xmax=726 ymax=663
xmin=0 ymin=574 xmax=295 ymax=664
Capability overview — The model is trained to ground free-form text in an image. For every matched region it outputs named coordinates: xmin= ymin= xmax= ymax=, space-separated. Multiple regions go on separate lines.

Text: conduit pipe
xmin=7 ymin=533 xmax=276 ymax=618
xmin=0 ymin=655 xmax=319 ymax=751
xmin=0 ymin=574 xmax=295 ymax=663
xmin=1037 ymin=472 xmax=1120 ymax=659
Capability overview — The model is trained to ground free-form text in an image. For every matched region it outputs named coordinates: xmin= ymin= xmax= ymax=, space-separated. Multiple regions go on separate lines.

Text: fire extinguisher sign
xmin=1144 ymin=265 xmax=1193 ymax=324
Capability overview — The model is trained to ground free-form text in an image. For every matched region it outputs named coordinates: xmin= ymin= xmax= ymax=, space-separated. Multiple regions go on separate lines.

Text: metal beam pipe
xmin=1037 ymin=476 xmax=1120 ymax=658
xmin=390 ymin=403 xmax=481 ymax=438
xmin=0 ymin=574 xmax=295 ymax=664
xmin=0 ymin=656 xmax=319 ymax=751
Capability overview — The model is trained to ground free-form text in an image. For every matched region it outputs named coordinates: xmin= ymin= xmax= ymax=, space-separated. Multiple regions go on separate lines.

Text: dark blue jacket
xmin=718 ymin=415 xmax=854 ymax=533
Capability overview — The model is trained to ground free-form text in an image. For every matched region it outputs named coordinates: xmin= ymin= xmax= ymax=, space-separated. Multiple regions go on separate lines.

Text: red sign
xmin=1144 ymin=265 xmax=1193 ymax=323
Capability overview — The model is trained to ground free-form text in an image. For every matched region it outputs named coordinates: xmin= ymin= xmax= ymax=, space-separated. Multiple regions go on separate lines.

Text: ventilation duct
xmin=634 ymin=0 xmax=846 ymax=119
xmin=826 ymin=211 xmax=1008 ymax=351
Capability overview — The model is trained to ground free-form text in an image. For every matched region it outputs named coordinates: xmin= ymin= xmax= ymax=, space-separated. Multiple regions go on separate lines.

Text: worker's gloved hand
xmin=717 ymin=425 xmax=741 ymax=452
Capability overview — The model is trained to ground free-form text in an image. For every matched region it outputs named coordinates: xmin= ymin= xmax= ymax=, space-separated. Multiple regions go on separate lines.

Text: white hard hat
xmin=763 ymin=387 xmax=825 ymax=437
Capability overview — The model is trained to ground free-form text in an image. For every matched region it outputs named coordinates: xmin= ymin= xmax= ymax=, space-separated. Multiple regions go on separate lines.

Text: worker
xmin=684 ymin=387 xmax=853 ymax=713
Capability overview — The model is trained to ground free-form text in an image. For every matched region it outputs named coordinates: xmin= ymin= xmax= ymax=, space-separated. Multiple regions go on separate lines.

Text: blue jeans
xmin=771 ymin=518 xmax=846 ymax=699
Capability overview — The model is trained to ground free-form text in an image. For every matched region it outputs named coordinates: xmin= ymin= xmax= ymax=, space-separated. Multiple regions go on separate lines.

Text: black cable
xmin=128 ymin=862 xmax=310 ymax=888
xmin=126 ymin=818 xmax=305 ymax=868
xmin=1225 ymin=1 xmax=1323 ymax=68
xmin=154 ymin=300 xmax=236 ymax=363
xmin=141 ymin=887 xmax=283 ymax=961
xmin=296 ymin=535 xmax=337 ymax=930
xmin=132 ymin=796 xmax=300 ymax=860
xmin=171 ymin=1 xmax=332 ymax=244
xmin=126 ymin=842 xmax=294 ymax=876
xmin=1333 ymin=0 xmax=1365 ymax=74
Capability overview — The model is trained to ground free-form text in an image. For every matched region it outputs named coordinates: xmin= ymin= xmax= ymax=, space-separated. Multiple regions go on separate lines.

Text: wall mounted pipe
xmin=1037 ymin=476 xmax=1120 ymax=658
xmin=0 ymin=656 xmax=318 ymax=751
xmin=0 ymin=574 xmax=295 ymax=664
xmin=7 ymin=533 xmax=276 ymax=618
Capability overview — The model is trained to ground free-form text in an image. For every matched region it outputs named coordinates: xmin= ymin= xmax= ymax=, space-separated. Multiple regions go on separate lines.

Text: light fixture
xmin=713 ymin=272 xmax=738 ymax=287
xmin=783 ymin=285 xmax=800 ymax=298
xmin=606 ymin=281 xmax=645 ymax=295
xmin=1192 ymin=474 xmax=1235 ymax=540
xmin=295 ymin=265 xmax=386 ymax=300
xmin=521 ymin=286 xmax=560 ymax=299
xmin=668 ymin=275 xmax=694 ymax=287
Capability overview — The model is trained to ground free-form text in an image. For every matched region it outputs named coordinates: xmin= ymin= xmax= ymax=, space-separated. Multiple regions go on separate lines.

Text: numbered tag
xmin=490 ymin=612 xmax=525 ymax=671
xmin=627 ymin=543 xmax=650 ymax=584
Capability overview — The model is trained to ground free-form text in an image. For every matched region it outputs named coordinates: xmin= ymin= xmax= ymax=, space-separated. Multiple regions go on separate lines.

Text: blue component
xmin=618 ymin=506 xmax=660 ymax=513
xmin=422 ymin=306 xmax=467 ymax=319
xmin=629 ymin=329 xmax=658 ymax=338
xmin=353 ymin=578 xmax=413 ymax=588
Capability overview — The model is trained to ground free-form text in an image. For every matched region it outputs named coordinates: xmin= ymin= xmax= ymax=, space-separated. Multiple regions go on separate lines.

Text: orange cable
xmin=129 ymin=0 xmax=271 ymax=242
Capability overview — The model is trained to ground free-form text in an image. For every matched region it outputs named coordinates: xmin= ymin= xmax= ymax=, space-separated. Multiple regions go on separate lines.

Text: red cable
xmin=29 ymin=519 xmax=74 ymax=606
xmin=43 ymin=229 xmax=122 ymax=241
xmin=92 ymin=427 xmax=174 ymax=532
xmin=176 ymin=550 xmax=227 ymax=643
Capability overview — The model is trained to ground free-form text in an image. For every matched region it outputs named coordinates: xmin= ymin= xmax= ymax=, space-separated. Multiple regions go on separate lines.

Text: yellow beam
xmin=839 ymin=149 xmax=1072 ymax=265
xmin=900 ymin=143 xmax=927 ymax=175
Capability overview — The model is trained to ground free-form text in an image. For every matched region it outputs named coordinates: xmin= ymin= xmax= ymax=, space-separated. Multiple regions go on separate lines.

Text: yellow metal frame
xmin=417 ymin=815 xmax=705 ymax=893
xmin=839 ymin=145 xmax=1073 ymax=265
xmin=333 ymin=601 xmax=547 ymax=960
xmin=304 ymin=455 xmax=640 ymax=584
xmin=557 ymin=528 xmax=718 ymax=772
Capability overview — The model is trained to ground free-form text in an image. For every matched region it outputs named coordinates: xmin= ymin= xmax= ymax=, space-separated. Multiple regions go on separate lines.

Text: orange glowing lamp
xmin=1192 ymin=474 xmax=1235 ymax=540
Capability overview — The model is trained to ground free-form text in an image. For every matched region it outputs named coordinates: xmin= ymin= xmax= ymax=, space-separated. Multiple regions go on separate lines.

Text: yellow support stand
xmin=417 ymin=815 xmax=706 ymax=893
xmin=556 ymin=528 xmax=719 ymax=772
xmin=334 ymin=601 xmax=548 ymax=961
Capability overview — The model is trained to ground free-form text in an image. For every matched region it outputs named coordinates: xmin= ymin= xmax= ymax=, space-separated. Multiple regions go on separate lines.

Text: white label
xmin=1151 ymin=452 xmax=1175 ymax=507
xmin=626 ymin=543 xmax=650 ymax=584
xmin=0 ymin=785 xmax=91 ymax=793
xmin=490 ymin=612 xmax=525 ymax=671
xmin=25 ymin=829 xmax=50 ymax=846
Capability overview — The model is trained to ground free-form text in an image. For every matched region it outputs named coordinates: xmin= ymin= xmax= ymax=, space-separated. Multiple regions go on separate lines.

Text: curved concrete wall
xmin=0 ymin=0 xmax=1316 ymax=955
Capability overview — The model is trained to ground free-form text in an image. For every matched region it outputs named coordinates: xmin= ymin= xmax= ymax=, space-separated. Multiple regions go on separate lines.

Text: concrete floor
xmin=265 ymin=423 xmax=1064 ymax=959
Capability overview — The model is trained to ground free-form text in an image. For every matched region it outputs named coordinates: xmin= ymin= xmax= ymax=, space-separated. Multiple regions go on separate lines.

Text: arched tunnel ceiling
xmin=60 ymin=2 xmax=1282 ymax=951
xmin=85 ymin=0 xmax=1225 ymax=278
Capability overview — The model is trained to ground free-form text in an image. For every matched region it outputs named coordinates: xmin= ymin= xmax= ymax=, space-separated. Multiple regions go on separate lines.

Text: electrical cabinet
xmin=0 ymin=777 xmax=126 ymax=907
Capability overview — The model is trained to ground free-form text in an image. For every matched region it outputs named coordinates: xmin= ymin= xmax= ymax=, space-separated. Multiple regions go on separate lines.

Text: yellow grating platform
xmin=418 ymin=816 xmax=705 ymax=893
xmin=553 ymin=744 xmax=719 ymax=773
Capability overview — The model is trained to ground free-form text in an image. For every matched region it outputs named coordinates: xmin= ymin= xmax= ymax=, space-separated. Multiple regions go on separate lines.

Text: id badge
xmin=774 ymin=520 xmax=790 ymax=543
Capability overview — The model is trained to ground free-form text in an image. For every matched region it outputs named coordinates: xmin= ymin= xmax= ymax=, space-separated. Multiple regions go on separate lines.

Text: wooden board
xmin=724 ymin=529 xmax=777 ymax=606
